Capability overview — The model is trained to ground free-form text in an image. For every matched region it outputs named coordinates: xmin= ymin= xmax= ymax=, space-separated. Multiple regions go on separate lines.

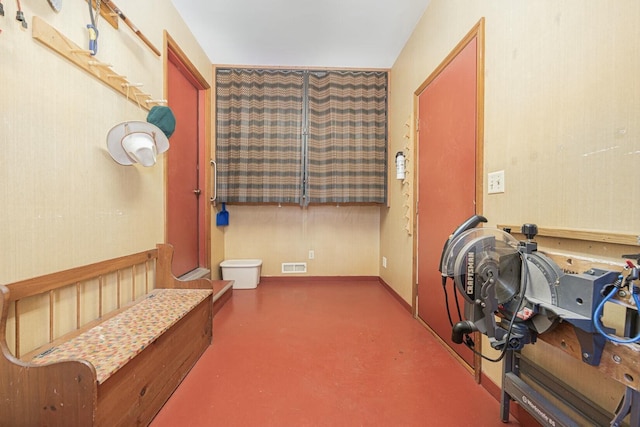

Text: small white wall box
xmin=220 ymin=259 xmax=263 ymax=289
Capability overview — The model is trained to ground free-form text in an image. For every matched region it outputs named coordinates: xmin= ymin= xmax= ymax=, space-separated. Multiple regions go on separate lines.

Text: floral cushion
xmin=31 ymin=288 xmax=212 ymax=384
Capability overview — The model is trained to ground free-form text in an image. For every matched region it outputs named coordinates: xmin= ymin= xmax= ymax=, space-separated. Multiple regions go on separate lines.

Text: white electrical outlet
xmin=382 ymin=256 xmax=387 ymax=268
xmin=488 ymin=170 xmax=505 ymax=194
xmin=308 ymin=250 xmax=315 ymax=260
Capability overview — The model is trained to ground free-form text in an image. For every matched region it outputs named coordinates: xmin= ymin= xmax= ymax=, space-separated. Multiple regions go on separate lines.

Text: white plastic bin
xmin=220 ymin=259 xmax=263 ymax=289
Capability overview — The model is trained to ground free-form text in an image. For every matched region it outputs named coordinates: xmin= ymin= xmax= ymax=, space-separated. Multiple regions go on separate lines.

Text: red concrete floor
xmin=151 ymin=280 xmax=523 ymax=427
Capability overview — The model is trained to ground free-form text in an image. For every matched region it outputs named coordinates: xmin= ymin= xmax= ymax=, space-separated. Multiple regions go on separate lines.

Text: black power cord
xmin=442 ymin=276 xmax=455 ymax=327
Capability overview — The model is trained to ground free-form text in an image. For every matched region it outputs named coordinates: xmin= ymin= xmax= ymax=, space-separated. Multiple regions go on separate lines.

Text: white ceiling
xmin=171 ymin=0 xmax=431 ymax=68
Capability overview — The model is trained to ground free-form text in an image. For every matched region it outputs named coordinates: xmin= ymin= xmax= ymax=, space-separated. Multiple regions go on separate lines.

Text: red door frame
xmin=413 ymin=19 xmax=485 ymax=378
xmin=164 ymin=32 xmax=211 ymax=274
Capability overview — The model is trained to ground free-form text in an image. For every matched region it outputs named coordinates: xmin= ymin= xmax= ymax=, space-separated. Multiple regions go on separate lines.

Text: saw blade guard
xmin=441 ymin=228 xmax=521 ymax=303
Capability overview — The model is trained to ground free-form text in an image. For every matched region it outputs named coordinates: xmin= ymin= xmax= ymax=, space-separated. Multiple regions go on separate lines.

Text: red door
xmin=416 ymin=37 xmax=479 ymax=367
xmin=167 ymin=51 xmax=200 ymax=277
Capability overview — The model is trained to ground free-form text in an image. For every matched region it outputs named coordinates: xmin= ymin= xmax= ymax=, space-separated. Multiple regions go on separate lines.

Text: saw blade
xmin=453 ymin=234 xmax=521 ymax=304
xmin=495 ymin=251 xmax=522 ymax=304
xmin=475 ymin=244 xmax=521 ymax=305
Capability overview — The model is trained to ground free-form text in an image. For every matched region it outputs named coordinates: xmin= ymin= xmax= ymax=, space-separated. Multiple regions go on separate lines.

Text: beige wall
xmin=4 ymin=0 xmax=640 ymax=417
xmin=384 ymin=0 xmax=640 ymax=415
xmin=222 ymin=205 xmax=380 ymax=277
xmin=0 ymin=1 xmax=217 ymax=283
xmin=384 ymin=0 xmax=640 ymax=303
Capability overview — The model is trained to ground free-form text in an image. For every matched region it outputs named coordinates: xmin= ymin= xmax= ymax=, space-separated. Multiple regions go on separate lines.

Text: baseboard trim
xmin=480 ymin=374 xmax=503 ymax=404
xmin=377 ymin=277 xmax=412 ymax=313
xmin=179 ymin=267 xmax=211 ymax=281
xmin=480 ymin=374 xmax=539 ymax=426
xmin=260 ymin=276 xmax=379 ymax=283
xmin=260 ymin=276 xmax=412 ymax=313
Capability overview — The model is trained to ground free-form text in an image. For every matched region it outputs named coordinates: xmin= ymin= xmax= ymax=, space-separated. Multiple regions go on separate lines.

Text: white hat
xmin=106 ymin=121 xmax=169 ymax=167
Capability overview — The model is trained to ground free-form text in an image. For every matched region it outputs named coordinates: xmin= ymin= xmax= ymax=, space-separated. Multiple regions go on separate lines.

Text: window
xmin=216 ymin=68 xmax=387 ymax=205
xmin=215 ymin=69 xmax=304 ymax=203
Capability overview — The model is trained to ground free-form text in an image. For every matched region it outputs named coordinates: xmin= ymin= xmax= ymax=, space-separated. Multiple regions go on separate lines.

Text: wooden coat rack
xmin=31 ymin=17 xmax=165 ymax=111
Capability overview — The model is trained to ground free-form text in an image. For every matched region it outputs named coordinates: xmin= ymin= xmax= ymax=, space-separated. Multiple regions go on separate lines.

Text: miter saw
xmin=439 ymin=215 xmax=634 ymax=366
xmin=439 ymin=216 xmax=640 ymax=426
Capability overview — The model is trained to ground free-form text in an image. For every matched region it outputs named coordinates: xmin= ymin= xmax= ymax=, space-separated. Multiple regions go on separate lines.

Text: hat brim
xmin=107 ymin=121 xmax=170 ymax=165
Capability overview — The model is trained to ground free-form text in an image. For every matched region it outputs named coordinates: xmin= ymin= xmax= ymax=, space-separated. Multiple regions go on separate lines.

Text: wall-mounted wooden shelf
xmin=32 ymin=16 xmax=158 ymax=111
xmin=497 ymin=224 xmax=640 ymax=247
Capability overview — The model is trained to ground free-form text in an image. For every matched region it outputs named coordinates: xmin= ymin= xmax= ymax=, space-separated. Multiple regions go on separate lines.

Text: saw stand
xmin=501 ymin=350 xmax=640 ymax=426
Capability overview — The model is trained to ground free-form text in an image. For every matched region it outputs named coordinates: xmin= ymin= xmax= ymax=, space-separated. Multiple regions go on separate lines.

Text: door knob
xmin=193 ymin=189 xmax=201 ymax=195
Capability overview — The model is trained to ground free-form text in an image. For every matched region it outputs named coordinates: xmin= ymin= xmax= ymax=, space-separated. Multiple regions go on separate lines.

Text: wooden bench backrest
xmin=2 ymin=248 xmax=159 ymax=359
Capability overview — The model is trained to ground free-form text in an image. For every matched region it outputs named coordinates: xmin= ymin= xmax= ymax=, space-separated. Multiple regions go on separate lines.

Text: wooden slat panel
xmin=498 ymin=224 xmax=640 ymax=246
xmin=99 ymin=276 xmax=104 ymax=318
xmin=145 ymin=261 xmax=150 ymax=294
xmin=132 ymin=265 xmax=136 ymax=301
xmin=116 ymin=270 xmax=121 ymax=309
xmin=544 ymin=252 xmax=624 ymax=274
xmin=76 ymin=283 xmax=81 ymax=330
xmin=538 ymin=322 xmax=640 ymax=391
xmin=14 ymin=300 xmax=20 ymax=359
xmin=5 ymin=249 xmax=157 ymax=302
xmin=49 ymin=290 xmax=54 ymax=343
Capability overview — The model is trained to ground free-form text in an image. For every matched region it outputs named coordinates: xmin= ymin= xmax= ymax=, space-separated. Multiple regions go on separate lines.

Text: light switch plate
xmin=488 ymin=170 xmax=505 ymax=194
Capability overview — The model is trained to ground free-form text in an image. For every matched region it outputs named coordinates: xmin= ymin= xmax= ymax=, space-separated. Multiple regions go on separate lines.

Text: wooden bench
xmin=0 ymin=244 xmax=233 ymax=427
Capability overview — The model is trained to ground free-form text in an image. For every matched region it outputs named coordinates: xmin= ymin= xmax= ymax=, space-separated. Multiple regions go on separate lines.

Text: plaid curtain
xmin=216 ymin=69 xmax=387 ymax=205
xmin=216 ymin=69 xmax=304 ymax=203
xmin=306 ymin=71 xmax=387 ymax=204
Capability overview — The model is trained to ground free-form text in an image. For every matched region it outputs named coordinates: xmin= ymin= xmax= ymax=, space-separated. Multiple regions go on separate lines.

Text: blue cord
xmin=593 ymin=279 xmax=640 ymax=343
xmin=87 ymin=0 xmax=99 ymax=55
xmin=87 ymin=25 xmax=98 ymax=55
